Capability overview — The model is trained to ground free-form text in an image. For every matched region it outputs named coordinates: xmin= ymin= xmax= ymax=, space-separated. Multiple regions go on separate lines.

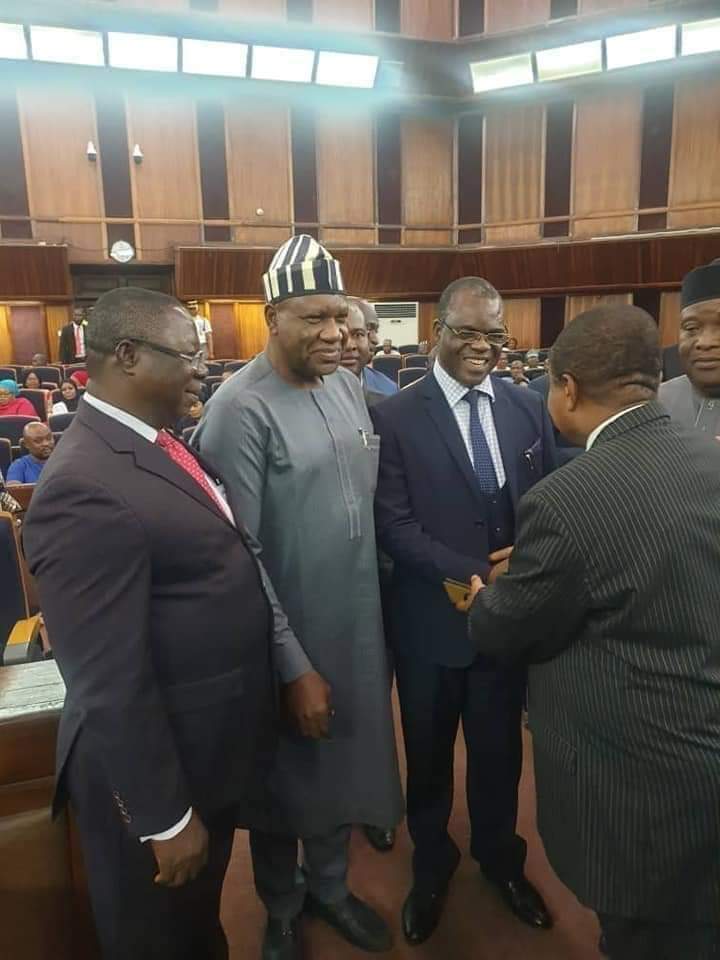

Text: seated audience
xmin=6 ymin=422 xmax=54 ymax=484
xmin=510 ymin=359 xmax=530 ymax=386
xmin=494 ymin=354 xmax=509 ymax=373
xmin=0 ymin=476 xmax=23 ymax=514
xmin=375 ymin=338 xmax=401 ymax=358
xmin=525 ymin=349 xmax=541 ymax=371
xmin=175 ymin=397 xmax=204 ymax=435
xmin=22 ymin=370 xmax=42 ymax=390
xmin=0 ymin=379 xmax=37 ymax=417
xmin=52 ymin=379 xmax=81 ymax=414
xmin=31 ymin=352 xmax=48 ymax=366
xmin=70 ymin=370 xmax=89 ymax=389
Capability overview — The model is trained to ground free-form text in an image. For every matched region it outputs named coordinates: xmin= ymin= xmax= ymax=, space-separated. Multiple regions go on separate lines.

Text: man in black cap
xmin=659 ymin=259 xmax=720 ymax=438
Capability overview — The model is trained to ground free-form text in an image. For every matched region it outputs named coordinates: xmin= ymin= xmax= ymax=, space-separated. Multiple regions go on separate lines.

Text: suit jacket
xmin=528 ymin=373 xmax=583 ymax=465
xmin=23 ymin=402 xmax=276 ymax=838
xmin=59 ymin=322 xmax=86 ymax=365
xmin=363 ymin=365 xmax=399 ymax=397
xmin=371 ymin=371 xmax=556 ymax=668
xmin=468 ymin=403 xmax=720 ymax=921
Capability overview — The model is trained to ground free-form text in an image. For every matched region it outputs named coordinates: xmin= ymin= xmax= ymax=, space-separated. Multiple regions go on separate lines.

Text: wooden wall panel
xmin=0 ymin=306 xmax=11 ymax=364
xmin=218 ymin=0 xmax=286 ymax=16
xmin=126 ymin=96 xmax=202 ymax=262
xmin=400 ymin=0 xmax=454 ymax=40
xmin=579 ymin=0 xmax=646 ymax=10
xmin=45 ymin=305 xmax=71 ymax=363
xmin=207 ymin=302 xmax=238 ymax=358
xmin=234 ymin=303 xmax=268 ymax=357
xmin=565 ymin=293 xmax=632 ymax=325
xmin=0 ymin=246 xmax=71 ymax=300
xmin=313 ymin=0 xmax=373 ymax=29
xmin=659 ymin=292 xmax=680 ymax=347
xmin=8 ymin=305 xmax=48 ymax=364
xmin=418 ymin=302 xmax=439 ymax=344
xmin=485 ymin=0 xmax=550 ymax=34
xmin=317 ymin=113 xmax=375 ymax=246
xmin=18 ymin=88 xmax=104 ymax=263
xmin=484 ymin=104 xmax=544 ymax=245
xmin=226 ymin=101 xmax=292 ymax=246
xmin=503 ymin=298 xmax=541 ymax=348
xmin=573 ymin=89 xmax=642 ymax=238
xmin=668 ymin=76 xmax=720 ymax=229
xmin=401 ymin=118 xmax=454 ymax=246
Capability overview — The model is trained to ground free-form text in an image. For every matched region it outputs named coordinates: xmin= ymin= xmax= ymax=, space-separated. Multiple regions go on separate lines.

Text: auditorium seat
xmin=398 ymin=344 xmax=419 ymax=355
xmin=205 ymin=376 xmax=222 ymax=393
xmin=0 ymin=438 xmax=10 ymax=479
xmin=18 ymin=389 xmax=49 ymax=422
xmin=0 ymin=512 xmax=43 ymax=665
xmin=372 ymin=356 xmax=402 ymax=381
xmin=25 ymin=367 xmax=61 ymax=387
xmin=402 ymin=354 xmax=429 ymax=369
xmin=0 ymin=367 xmax=16 ymax=381
xmin=211 ymin=381 xmax=222 ymax=394
xmin=224 ymin=360 xmax=248 ymax=373
xmin=62 ymin=364 xmax=86 ymax=379
xmin=49 ymin=413 xmax=75 ymax=433
xmin=398 ymin=368 xmax=427 ymax=389
xmin=205 ymin=362 xmax=223 ymax=377
xmin=0 ymin=416 xmax=39 ymax=449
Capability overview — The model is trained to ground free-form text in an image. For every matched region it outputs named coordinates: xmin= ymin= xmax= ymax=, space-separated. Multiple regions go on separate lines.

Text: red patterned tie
xmin=156 ymin=430 xmax=219 ymax=506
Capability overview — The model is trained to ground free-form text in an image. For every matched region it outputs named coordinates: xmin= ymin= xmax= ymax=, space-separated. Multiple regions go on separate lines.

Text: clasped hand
xmin=284 ymin=669 xmax=333 ymax=739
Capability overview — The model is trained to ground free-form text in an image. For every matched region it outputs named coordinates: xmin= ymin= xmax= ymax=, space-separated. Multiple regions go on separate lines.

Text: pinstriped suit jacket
xmin=469 ymin=402 xmax=720 ymax=922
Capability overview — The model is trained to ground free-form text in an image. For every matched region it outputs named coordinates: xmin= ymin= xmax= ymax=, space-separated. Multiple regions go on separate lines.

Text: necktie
xmin=463 ymin=390 xmax=499 ymax=495
xmin=156 ymin=430 xmax=219 ymax=506
xmin=74 ymin=324 xmax=83 ymax=357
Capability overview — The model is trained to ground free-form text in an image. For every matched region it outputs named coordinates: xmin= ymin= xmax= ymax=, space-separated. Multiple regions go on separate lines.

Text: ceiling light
xmin=108 ymin=32 xmax=178 ymax=72
xmin=31 ymin=26 xmax=104 ymax=66
xmin=536 ymin=39 xmax=602 ymax=82
xmin=606 ymin=25 xmax=677 ymax=70
xmin=315 ymin=51 xmax=379 ymax=88
xmin=251 ymin=45 xmax=315 ymax=83
xmin=0 ymin=22 xmax=27 ymax=60
xmin=470 ymin=53 xmax=534 ymax=93
xmin=182 ymin=38 xmax=248 ymax=77
xmin=681 ymin=17 xmax=720 ymax=56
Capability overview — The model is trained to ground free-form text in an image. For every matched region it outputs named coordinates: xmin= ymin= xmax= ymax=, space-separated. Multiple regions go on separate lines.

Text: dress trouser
xmin=67 ymin=735 xmax=234 ymax=960
xmin=395 ymin=651 xmax=527 ymax=890
xmin=598 ymin=915 xmax=720 ymax=960
xmin=250 ymin=826 xmax=352 ymax=920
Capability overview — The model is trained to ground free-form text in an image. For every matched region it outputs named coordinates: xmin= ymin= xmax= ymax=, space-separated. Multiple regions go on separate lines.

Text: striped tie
xmin=464 ymin=390 xmax=498 ymax=495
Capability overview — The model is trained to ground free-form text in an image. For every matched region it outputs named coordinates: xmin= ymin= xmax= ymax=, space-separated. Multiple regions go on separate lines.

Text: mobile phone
xmin=443 ymin=578 xmax=471 ymax=605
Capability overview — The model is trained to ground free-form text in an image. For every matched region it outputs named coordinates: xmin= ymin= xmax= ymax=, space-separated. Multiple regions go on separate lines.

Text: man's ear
xmin=115 ymin=340 xmax=140 ymax=374
xmin=265 ymin=304 xmax=278 ymax=335
xmin=432 ymin=319 xmax=442 ymax=346
xmin=563 ymin=373 xmax=580 ymax=412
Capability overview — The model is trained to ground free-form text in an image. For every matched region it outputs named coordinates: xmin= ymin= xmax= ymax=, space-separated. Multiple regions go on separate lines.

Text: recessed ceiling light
xmin=251 ymin=45 xmax=315 ymax=83
xmin=0 ymin=22 xmax=27 ymax=60
xmin=681 ymin=17 xmax=720 ymax=56
xmin=315 ymin=51 xmax=379 ymax=88
xmin=108 ymin=32 xmax=178 ymax=72
xmin=470 ymin=53 xmax=534 ymax=93
xmin=606 ymin=25 xmax=677 ymax=71
xmin=31 ymin=26 xmax=104 ymax=67
xmin=182 ymin=38 xmax=248 ymax=77
xmin=536 ymin=39 xmax=602 ymax=82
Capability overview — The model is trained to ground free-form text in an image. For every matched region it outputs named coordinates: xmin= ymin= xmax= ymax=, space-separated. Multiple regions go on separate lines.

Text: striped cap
xmin=262 ymin=235 xmax=345 ymax=305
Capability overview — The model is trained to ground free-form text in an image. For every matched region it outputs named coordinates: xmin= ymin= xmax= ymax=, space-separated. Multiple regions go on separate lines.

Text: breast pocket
xmin=363 ymin=434 xmax=381 ymax=495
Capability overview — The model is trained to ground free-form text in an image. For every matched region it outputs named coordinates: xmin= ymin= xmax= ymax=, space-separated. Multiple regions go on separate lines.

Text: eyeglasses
xmin=439 ymin=320 xmax=508 ymax=348
xmin=122 ymin=338 xmax=206 ymax=369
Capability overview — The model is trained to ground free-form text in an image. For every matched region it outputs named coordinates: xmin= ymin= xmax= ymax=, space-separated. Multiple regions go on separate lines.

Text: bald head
xmin=24 ymin=421 xmax=54 ymax=461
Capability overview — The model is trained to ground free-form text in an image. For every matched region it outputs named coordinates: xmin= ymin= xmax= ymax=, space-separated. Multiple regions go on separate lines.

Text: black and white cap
xmin=262 ymin=234 xmax=345 ymax=305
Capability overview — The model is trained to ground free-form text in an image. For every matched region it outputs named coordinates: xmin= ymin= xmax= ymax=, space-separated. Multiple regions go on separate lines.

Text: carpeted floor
xmin=221 ymin=705 xmax=602 ymax=959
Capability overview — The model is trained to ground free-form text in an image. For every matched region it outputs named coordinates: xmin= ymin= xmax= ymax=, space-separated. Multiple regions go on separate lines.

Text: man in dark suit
xmin=466 ymin=305 xmax=720 ymax=960
xmin=372 ymin=277 xmax=556 ymax=945
xmin=529 ymin=373 xmax=583 ymax=464
xmin=23 ymin=288 xmax=282 ymax=960
xmin=59 ymin=308 xmax=88 ymax=365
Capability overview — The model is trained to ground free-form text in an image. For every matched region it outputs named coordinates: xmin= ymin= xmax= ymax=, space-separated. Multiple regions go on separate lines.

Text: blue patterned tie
xmin=464 ymin=390 xmax=499 ymax=495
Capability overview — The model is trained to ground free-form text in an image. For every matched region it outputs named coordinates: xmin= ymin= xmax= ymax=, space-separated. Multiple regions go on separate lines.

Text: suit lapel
xmin=490 ymin=387 xmax=519 ymax=508
xmin=421 ymin=376 xmax=488 ymax=512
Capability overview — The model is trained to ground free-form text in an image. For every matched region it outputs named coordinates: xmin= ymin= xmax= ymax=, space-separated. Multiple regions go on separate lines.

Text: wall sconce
xmin=86 ymin=140 xmax=97 ymax=162
xmin=132 ymin=143 xmax=144 ymax=164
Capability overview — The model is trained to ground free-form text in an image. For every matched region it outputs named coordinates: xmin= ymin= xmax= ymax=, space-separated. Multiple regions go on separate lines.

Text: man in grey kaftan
xmin=194 ymin=236 xmax=402 ymax=960
xmin=659 ymin=260 xmax=720 ymax=440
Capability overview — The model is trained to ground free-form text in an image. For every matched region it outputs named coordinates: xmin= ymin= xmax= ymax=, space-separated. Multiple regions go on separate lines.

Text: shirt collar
xmin=83 ymin=392 xmax=158 ymax=443
xmin=586 ymin=403 xmax=646 ymax=451
xmin=433 ymin=359 xmax=495 ymax=407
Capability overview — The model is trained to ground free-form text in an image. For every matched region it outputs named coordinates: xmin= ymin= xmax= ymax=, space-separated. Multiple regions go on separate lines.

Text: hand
xmin=284 ymin=670 xmax=333 ymax=739
xmin=151 ymin=811 xmax=208 ymax=888
xmin=455 ymin=575 xmax=485 ymax=612
xmin=488 ymin=545 xmax=514 ymax=584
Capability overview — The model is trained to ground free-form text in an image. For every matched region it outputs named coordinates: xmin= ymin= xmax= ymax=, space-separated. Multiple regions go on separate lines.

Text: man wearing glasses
xmin=371 ymin=277 xmax=557 ymax=945
xmin=24 ymin=287 xmax=280 ymax=959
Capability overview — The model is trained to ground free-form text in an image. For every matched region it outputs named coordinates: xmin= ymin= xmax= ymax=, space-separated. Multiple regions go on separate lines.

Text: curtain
xmin=234 ymin=302 xmax=268 ymax=360
xmin=0 ymin=306 xmax=12 ymax=364
xmin=45 ymin=305 xmax=71 ymax=363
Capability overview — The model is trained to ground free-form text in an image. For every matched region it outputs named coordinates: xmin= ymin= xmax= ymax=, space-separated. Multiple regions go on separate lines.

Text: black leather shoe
xmin=261 ymin=916 xmax=301 ymax=960
xmin=363 ymin=825 xmax=396 ymax=853
xmin=305 ymin=893 xmax=392 ymax=952
xmin=491 ymin=876 xmax=553 ymax=930
xmin=402 ymin=886 xmax=449 ymax=946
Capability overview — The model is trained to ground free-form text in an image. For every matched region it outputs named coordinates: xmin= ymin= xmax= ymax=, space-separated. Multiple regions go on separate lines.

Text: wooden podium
xmin=0 ymin=662 xmax=97 ymax=960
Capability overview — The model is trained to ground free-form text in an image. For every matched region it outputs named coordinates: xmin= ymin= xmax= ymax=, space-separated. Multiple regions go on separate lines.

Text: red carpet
xmin=221 ymin=705 xmax=602 ymax=959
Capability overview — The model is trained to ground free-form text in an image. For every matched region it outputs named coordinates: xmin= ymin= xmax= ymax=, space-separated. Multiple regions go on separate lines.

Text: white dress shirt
xmin=193 ymin=315 xmax=212 ymax=346
xmin=585 ymin=404 xmax=646 ymax=451
xmin=83 ymin=391 xmax=235 ymax=842
xmin=433 ymin=361 xmax=507 ymax=489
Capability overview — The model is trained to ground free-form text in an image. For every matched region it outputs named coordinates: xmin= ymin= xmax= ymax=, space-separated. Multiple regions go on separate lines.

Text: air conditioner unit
xmin=372 ymin=301 xmax=419 ymax=323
